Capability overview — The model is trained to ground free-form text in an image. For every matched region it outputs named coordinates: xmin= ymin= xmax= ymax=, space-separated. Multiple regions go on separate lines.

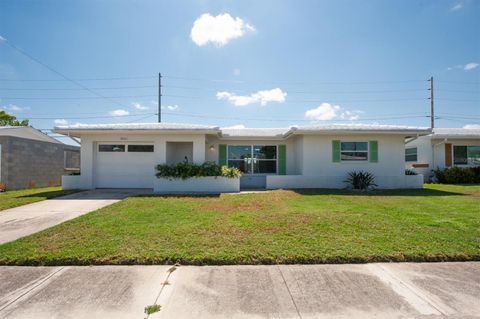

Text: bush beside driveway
xmin=0 ymin=184 xmax=478 ymax=265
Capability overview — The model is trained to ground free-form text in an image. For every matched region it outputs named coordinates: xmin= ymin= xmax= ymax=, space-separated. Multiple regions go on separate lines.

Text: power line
xmin=436 ymin=80 xmax=480 ymax=85
xmin=0 ymin=85 xmax=156 ymax=91
xmin=159 ymin=110 xmax=430 ymax=123
xmin=162 ymin=75 xmax=427 ymax=86
xmin=16 ymin=113 xmax=156 ymax=120
xmin=0 ymin=37 xmax=132 ymax=109
xmin=0 ymin=76 xmax=156 ymax=82
xmin=0 ymin=95 xmax=156 ymax=100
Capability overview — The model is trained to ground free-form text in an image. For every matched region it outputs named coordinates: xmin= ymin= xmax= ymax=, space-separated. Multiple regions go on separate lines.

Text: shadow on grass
xmin=18 ymin=189 xmax=80 ymax=199
xmin=134 ymin=193 xmax=221 ymax=198
xmin=292 ymin=188 xmax=465 ymax=197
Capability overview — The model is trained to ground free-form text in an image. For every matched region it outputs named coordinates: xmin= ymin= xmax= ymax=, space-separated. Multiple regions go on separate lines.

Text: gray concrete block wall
xmin=0 ymin=136 xmax=80 ymax=189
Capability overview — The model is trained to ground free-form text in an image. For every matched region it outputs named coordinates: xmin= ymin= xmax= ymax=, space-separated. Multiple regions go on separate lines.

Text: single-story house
xmin=405 ymin=128 xmax=480 ymax=181
xmin=55 ymin=123 xmax=430 ymax=192
xmin=0 ymin=126 xmax=80 ymax=189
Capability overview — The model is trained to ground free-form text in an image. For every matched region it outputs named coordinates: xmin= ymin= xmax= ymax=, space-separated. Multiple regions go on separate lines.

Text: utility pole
xmin=158 ymin=72 xmax=162 ymax=123
xmin=428 ymin=76 xmax=434 ymax=129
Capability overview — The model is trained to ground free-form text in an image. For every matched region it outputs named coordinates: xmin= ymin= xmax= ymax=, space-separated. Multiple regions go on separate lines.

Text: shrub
xmin=156 ymin=162 xmax=241 ymax=180
xmin=405 ymin=169 xmax=417 ymax=175
xmin=0 ymin=182 xmax=6 ymax=192
xmin=433 ymin=166 xmax=479 ymax=184
xmin=344 ymin=171 xmax=377 ymax=190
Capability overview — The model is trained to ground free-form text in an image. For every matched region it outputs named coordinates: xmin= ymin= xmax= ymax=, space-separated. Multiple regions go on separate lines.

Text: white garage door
xmin=94 ymin=143 xmax=155 ymax=188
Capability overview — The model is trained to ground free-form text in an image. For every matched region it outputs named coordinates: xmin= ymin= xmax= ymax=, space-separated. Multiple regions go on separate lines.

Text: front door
xmin=227 ymin=145 xmax=277 ymax=189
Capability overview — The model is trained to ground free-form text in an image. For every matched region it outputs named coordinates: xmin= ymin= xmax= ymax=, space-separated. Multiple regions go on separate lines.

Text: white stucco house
xmin=405 ymin=128 xmax=480 ymax=181
xmin=54 ymin=123 xmax=431 ymax=192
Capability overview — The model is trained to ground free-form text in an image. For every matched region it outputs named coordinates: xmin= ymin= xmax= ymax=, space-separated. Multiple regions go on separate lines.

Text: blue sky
xmin=0 ymin=0 xmax=479 ymax=134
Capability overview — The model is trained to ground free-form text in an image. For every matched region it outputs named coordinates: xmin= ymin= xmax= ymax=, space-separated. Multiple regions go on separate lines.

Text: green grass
xmin=0 ymin=187 xmax=80 ymax=211
xmin=0 ymin=184 xmax=478 ymax=265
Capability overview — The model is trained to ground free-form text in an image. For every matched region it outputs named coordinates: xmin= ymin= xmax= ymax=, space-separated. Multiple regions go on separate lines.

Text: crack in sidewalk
xmin=277 ymin=265 xmax=303 ymax=319
xmin=0 ymin=266 xmax=66 ymax=313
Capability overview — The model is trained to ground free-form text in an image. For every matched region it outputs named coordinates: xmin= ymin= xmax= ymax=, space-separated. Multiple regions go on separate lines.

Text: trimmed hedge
xmin=433 ymin=166 xmax=480 ymax=184
xmin=156 ymin=162 xmax=241 ymax=180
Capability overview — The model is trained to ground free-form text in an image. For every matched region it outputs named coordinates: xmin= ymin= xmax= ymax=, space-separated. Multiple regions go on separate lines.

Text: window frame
xmin=127 ymin=144 xmax=154 ymax=153
xmin=227 ymin=144 xmax=278 ymax=175
xmin=98 ymin=144 xmax=126 ymax=152
xmin=64 ymin=150 xmax=80 ymax=170
xmin=405 ymin=147 xmax=418 ymax=162
xmin=453 ymin=145 xmax=480 ymax=166
xmin=340 ymin=141 xmax=369 ymax=162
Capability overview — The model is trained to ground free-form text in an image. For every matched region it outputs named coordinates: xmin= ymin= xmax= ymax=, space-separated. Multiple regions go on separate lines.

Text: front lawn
xmin=0 ymin=187 xmax=80 ymax=211
xmin=0 ymin=184 xmax=478 ymax=265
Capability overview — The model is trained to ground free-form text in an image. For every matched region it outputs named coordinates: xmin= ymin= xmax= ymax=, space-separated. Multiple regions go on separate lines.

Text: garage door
xmin=94 ymin=143 xmax=155 ymax=188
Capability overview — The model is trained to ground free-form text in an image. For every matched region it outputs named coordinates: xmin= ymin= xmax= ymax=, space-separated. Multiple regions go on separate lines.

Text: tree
xmin=0 ymin=111 xmax=29 ymax=126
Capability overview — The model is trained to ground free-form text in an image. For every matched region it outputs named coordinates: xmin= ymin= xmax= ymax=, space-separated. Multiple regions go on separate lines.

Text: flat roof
xmin=287 ymin=124 xmax=432 ymax=136
xmin=431 ymin=128 xmax=480 ymax=139
xmin=54 ymin=122 xmax=432 ymax=138
xmin=54 ymin=122 xmax=221 ymax=137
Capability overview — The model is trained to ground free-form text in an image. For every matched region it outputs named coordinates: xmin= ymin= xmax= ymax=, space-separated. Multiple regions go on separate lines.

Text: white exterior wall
xmin=296 ymin=134 xmax=407 ymax=188
xmin=405 ymin=137 xmax=434 ymax=180
xmin=154 ymin=176 xmax=240 ymax=193
xmin=433 ymin=138 xmax=480 ymax=169
xmin=67 ymin=133 xmax=206 ymax=189
xmin=68 ymin=131 xmax=421 ymax=190
xmin=406 ymin=136 xmax=480 ymax=181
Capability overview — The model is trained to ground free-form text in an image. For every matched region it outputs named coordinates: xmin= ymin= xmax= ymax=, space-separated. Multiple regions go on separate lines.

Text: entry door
xmin=95 ymin=143 xmax=155 ymax=188
xmin=227 ymin=145 xmax=277 ymax=174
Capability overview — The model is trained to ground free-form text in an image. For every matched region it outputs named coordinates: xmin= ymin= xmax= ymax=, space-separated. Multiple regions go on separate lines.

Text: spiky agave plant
xmin=344 ymin=171 xmax=377 ymax=190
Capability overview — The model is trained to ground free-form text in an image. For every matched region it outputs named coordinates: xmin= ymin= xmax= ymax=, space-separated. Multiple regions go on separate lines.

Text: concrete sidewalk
xmin=0 ymin=189 xmax=150 ymax=244
xmin=0 ymin=262 xmax=478 ymax=319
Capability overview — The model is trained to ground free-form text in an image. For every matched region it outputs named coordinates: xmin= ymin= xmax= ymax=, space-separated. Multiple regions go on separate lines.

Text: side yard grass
xmin=0 ymin=184 xmax=478 ymax=265
xmin=0 ymin=187 xmax=80 ymax=211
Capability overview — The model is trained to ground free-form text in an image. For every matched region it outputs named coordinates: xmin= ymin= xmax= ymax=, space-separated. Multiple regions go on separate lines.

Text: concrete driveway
xmin=0 ymin=262 xmax=478 ymax=319
xmin=0 ymin=189 xmax=150 ymax=244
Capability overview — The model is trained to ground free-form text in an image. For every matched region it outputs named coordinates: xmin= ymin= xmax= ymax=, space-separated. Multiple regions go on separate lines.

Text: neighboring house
xmin=0 ymin=126 xmax=80 ymax=189
xmin=54 ymin=123 xmax=430 ymax=191
xmin=405 ymin=128 xmax=480 ymax=181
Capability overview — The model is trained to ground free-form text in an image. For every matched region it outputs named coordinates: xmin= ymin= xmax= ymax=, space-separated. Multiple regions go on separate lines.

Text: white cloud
xmin=447 ymin=62 xmax=479 ymax=71
xmin=450 ymin=2 xmax=463 ymax=11
xmin=463 ymin=124 xmax=480 ymax=129
xmin=190 ymin=13 xmax=255 ymax=47
xmin=217 ymin=88 xmax=287 ymax=106
xmin=223 ymin=124 xmax=246 ymax=129
xmin=305 ymin=103 xmax=362 ymax=121
xmin=464 ymin=62 xmax=479 ymax=71
xmin=54 ymin=119 xmax=68 ymax=125
xmin=233 ymin=68 xmax=241 ymax=76
xmin=132 ymin=102 xmax=149 ymax=110
xmin=109 ymin=109 xmax=129 ymax=117
xmin=161 ymin=104 xmax=179 ymax=111
xmin=1 ymin=104 xmax=30 ymax=113
xmin=0 ymin=35 xmax=6 ymax=41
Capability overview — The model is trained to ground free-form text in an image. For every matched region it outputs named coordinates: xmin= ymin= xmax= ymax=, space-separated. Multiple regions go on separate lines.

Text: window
xmin=228 ymin=145 xmax=252 ymax=173
xmin=99 ymin=144 xmax=125 ymax=152
xmin=227 ymin=145 xmax=277 ymax=174
xmin=341 ymin=142 xmax=368 ymax=161
xmin=405 ymin=147 xmax=417 ymax=162
xmin=253 ymin=145 xmax=277 ymax=174
xmin=128 ymin=145 xmax=154 ymax=152
xmin=64 ymin=150 xmax=80 ymax=169
xmin=454 ymin=145 xmax=480 ymax=165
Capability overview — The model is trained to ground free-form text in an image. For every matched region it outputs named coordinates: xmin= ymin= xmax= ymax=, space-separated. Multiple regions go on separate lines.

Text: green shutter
xmin=219 ymin=144 xmax=227 ymax=166
xmin=369 ymin=141 xmax=378 ymax=163
xmin=332 ymin=140 xmax=341 ymax=162
xmin=278 ymin=144 xmax=286 ymax=175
